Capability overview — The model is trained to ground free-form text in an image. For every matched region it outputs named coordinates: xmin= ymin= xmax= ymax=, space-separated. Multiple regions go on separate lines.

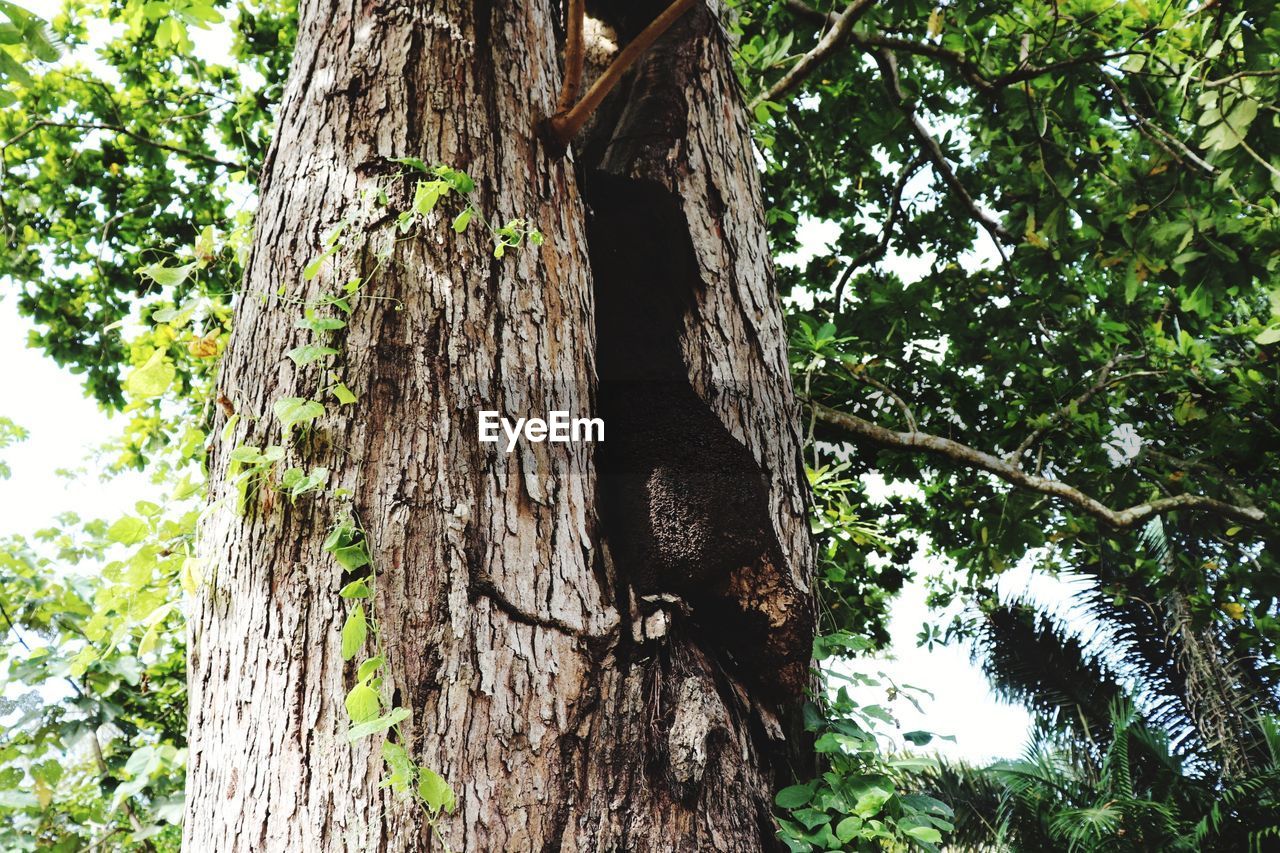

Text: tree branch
xmin=2 ymin=119 xmax=247 ymax=171
xmin=543 ymin=0 xmax=696 ymax=151
xmin=832 ymin=154 xmax=924 ymax=307
xmin=556 ymin=0 xmax=586 ymax=113
xmin=783 ymin=0 xmax=996 ymax=92
xmin=89 ymin=732 xmax=157 ymax=851
xmin=1204 ymin=68 xmax=1280 ymax=88
xmin=785 ymin=0 xmax=1154 ymax=95
xmin=810 ymin=402 xmax=1267 ymax=530
xmin=750 ymin=0 xmax=877 ymax=110
xmin=1137 ymin=447 xmax=1259 ymax=512
xmin=842 ymin=363 xmax=917 ymax=432
xmin=1102 ymin=76 xmax=1219 ymax=176
xmin=870 ymin=47 xmax=1015 ymax=244
xmin=1007 ymin=353 xmax=1131 ymax=468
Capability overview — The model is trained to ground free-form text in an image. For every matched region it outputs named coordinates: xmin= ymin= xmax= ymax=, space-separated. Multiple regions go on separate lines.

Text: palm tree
xmin=926 ymin=576 xmax=1280 ymax=851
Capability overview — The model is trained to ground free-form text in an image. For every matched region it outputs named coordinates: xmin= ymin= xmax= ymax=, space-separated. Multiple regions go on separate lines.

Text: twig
xmin=89 ymin=734 xmax=157 ymax=852
xmin=842 ymin=362 xmax=917 ymax=432
xmin=76 ymin=827 xmax=122 ymax=853
xmin=1138 ymin=447 xmax=1258 ymax=511
xmin=1103 ymin=77 xmax=1218 ymax=175
xmin=831 ymin=154 xmax=925 ymax=307
xmin=1204 ymin=68 xmax=1280 ymax=88
xmin=786 ymin=0 xmax=1156 ymax=95
xmin=810 ymin=402 xmax=1267 ymax=530
xmin=1007 ymin=353 xmax=1126 ymax=468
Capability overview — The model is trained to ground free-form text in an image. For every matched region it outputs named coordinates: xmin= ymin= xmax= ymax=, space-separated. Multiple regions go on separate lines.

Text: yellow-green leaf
xmin=418 ymin=767 xmax=456 ymax=813
xmin=341 ymin=604 xmax=367 ymax=660
xmin=126 ymin=350 xmax=176 ymax=399
xmin=344 ymin=684 xmax=381 ymax=723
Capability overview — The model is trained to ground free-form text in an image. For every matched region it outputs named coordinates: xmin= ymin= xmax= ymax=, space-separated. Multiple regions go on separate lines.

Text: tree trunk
xmin=185 ymin=1 xmax=813 ymax=850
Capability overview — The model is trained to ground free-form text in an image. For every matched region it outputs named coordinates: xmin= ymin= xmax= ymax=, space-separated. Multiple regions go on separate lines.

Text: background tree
xmin=750 ymin=0 xmax=1279 ymax=794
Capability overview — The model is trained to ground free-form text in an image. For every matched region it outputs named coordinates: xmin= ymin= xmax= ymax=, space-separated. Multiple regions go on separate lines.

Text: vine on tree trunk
xmin=212 ymin=160 xmax=544 ymax=846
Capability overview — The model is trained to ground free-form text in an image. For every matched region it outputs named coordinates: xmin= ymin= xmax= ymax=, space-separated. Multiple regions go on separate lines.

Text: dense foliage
xmin=1 ymin=0 xmax=1277 ymax=850
xmin=741 ymin=0 xmax=1280 ymax=848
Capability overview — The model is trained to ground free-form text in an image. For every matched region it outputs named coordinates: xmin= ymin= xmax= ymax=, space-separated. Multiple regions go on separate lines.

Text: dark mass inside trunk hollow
xmin=585 ymin=170 xmax=806 ymax=701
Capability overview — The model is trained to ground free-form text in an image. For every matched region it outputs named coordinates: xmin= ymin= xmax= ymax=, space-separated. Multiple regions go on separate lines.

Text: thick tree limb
xmin=749 ymin=0 xmax=877 ymax=110
xmin=556 ymin=0 xmax=586 ymax=113
xmin=543 ymin=0 xmax=696 ymax=150
xmin=811 ymin=402 xmax=1267 ymax=530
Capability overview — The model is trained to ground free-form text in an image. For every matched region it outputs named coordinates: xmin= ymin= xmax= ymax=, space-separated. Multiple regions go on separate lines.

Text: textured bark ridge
xmin=186 ymin=1 xmax=812 ymax=850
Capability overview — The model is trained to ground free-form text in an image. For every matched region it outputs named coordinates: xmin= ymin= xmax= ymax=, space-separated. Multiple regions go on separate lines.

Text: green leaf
xmin=126 ymin=350 xmax=176 ymax=399
xmin=412 ymin=179 xmax=446 ymax=216
xmin=229 ymin=444 xmax=264 ymax=463
xmin=341 ymin=603 xmax=367 ymax=661
xmin=346 ymin=706 xmax=410 ymax=742
xmin=303 ymin=246 xmax=337 ymax=280
xmin=835 ymin=816 xmax=862 ymax=843
xmin=339 ymin=579 xmax=371 ymax=599
xmin=776 ymin=783 xmax=815 ymax=809
xmin=297 ymin=315 xmax=346 ymax=332
xmin=381 ymin=741 xmax=415 ymax=790
xmin=854 ymin=787 xmax=892 ymax=817
xmin=180 ymin=556 xmax=204 ymax=596
xmin=137 ymin=622 xmax=162 ymax=656
xmin=357 ymin=655 xmax=385 ymax=681
xmin=136 ymin=261 xmax=197 ymax=288
xmin=124 ymin=746 xmax=156 ymax=778
xmin=273 ymin=397 xmax=324 ymax=434
xmin=107 ymin=516 xmax=148 ymax=545
xmin=390 ymin=156 xmax=430 ymax=172
xmin=418 ymin=767 xmax=456 ymax=813
xmin=221 ymin=413 xmax=241 ymax=442
xmin=333 ymin=544 xmax=371 ymax=571
xmin=903 ymin=826 xmax=942 ymax=844
xmin=344 ymin=683 xmax=381 ymax=723
xmin=1255 ymin=325 xmax=1280 ymax=345
xmin=322 ymin=523 xmax=352 ymax=551
xmin=452 ymin=208 xmax=473 ymax=233
xmin=287 ymin=344 xmax=339 ymax=366
xmin=331 ymin=382 xmax=358 ymax=405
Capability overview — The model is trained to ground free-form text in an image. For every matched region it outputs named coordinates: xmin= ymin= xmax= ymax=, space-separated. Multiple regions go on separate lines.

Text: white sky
xmin=1 ymin=0 xmax=1037 ymax=765
xmin=0 ymin=302 xmax=150 ymax=533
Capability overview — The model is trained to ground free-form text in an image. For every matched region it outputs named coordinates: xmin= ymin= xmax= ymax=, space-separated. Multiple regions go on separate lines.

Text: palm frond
xmin=974 ymin=601 xmax=1127 ymax=748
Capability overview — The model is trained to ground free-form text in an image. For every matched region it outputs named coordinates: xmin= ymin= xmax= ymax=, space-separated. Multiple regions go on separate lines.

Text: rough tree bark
xmin=186 ymin=1 xmax=813 ymax=850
